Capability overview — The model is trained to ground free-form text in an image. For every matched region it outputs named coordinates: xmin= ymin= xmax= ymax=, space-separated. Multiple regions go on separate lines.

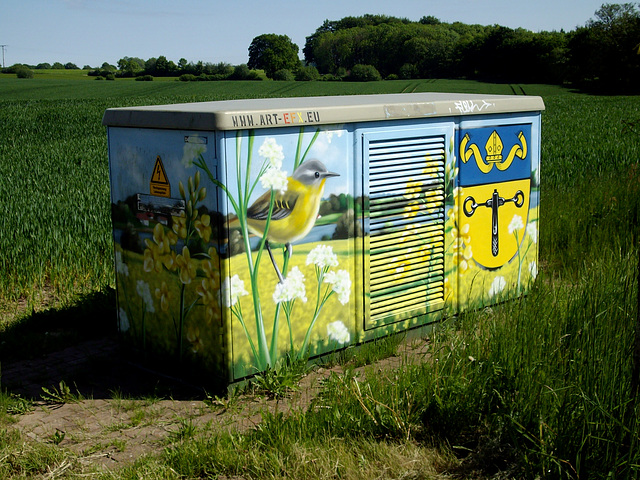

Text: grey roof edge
xmin=102 ymin=93 xmax=545 ymax=131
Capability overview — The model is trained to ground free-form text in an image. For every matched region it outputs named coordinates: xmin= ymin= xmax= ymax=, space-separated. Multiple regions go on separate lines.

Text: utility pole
xmin=0 ymin=45 xmax=6 ymax=68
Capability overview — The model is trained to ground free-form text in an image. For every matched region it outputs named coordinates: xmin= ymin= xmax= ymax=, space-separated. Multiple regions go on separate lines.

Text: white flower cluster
xmin=258 ymin=137 xmax=288 ymax=194
xmin=115 ymin=251 xmax=129 ymax=277
xmin=258 ymin=137 xmax=284 ymax=169
xmin=529 ymin=261 xmax=538 ymax=279
xmin=324 ymin=269 xmax=352 ymax=305
xmin=306 ymin=244 xmax=339 ymax=269
xmin=508 ymin=214 xmax=524 ymax=235
xmin=118 ymin=308 xmax=130 ymax=332
xmin=136 ymin=280 xmax=155 ymax=313
xmin=273 ymin=267 xmax=307 ymax=303
xmin=327 ymin=320 xmax=350 ymax=344
xmin=488 ymin=276 xmax=506 ymax=297
xmin=220 ymin=274 xmax=249 ymax=308
xmin=526 ymin=222 xmax=538 ymax=244
xmin=259 ymin=167 xmax=288 ymax=194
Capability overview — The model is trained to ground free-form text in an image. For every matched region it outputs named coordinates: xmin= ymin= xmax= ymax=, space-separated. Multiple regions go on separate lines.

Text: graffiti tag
xmin=453 ymin=100 xmax=493 ymax=114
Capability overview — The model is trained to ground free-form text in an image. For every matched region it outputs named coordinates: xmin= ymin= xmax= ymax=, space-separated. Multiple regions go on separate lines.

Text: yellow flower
xmin=155 ymin=281 xmax=171 ymax=312
xmin=153 ymin=223 xmax=175 ymax=253
xmin=196 ymin=278 xmax=216 ymax=304
xmin=186 ymin=325 xmax=204 ymax=353
xmin=143 ymin=224 xmax=178 ymax=273
xmin=163 ymin=250 xmax=178 ymax=271
xmin=453 ymin=242 xmax=473 ymax=274
xmin=451 ymin=223 xmax=471 ymax=245
xmin=202 ymin=260 xmax=220 ymax=287
xmin=196 ymin=275 xmax=222 ymax=323
xmin=175 ymin=246 xmax=197 ymax=284
xmin=444 ymin=277 xmax=453 ymax=301
xmin=172 ymin=211 xmax=188 ymax=239
xmin=460 ymin=223 xmax=471 ymax=244
xmin=143 ymin=244 xmax=162 ymax=273
xmin=448 ymin=189 xmax=465 ymax=222
xmin=195 ymin=214 xmax=212 ymax=242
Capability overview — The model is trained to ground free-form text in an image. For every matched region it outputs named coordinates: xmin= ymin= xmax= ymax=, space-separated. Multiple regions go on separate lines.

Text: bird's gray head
xmin=292 ymin=159 xmax=339 ymax=186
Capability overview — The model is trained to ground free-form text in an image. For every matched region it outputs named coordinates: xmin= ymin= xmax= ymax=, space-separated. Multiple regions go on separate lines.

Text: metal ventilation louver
xmin=368 ymin=135 xmax=446 ymax=322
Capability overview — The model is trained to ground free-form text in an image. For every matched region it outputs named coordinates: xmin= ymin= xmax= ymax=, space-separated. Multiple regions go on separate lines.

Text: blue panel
xmin=458 ymin=124 xmax=531 ymax=186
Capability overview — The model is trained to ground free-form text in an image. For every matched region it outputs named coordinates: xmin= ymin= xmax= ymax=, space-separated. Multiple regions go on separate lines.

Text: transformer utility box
xmin=103 ymin=93 xmax=543 ymax=383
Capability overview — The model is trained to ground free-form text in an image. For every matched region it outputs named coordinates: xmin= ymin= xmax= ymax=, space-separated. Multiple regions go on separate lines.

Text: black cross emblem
xmin=463 ymin=189 xmax=524 ymax=257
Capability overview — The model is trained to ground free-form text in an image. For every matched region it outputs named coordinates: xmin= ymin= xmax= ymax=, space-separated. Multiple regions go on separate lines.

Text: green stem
xmin=254 ymin=190 xmax=275 ymax=273
xmin=194 ymin=156 xmax=242 ymax=215
xmin=194 ymin=149 xmax=267 ymax=368
xmin=239 ymin=132 xmax=271 ymax=369
xmin=294 ymin=127 xmax=304 ymax=169
xmin=243 ymin=133 xmax=255 ymax=210
xmin=516 ymin=231 xmax=522 ymax=296
xmin=270 ymin=244 xmax=292 ymax=358
xmin=286 ymin=303 xmax=294 ymax=353
xmin=299 ymin=279 xmax=333 ymax=359
xmin=298 ymin=128 xmax=321 ymax=169
xmin=233 ymin=303 xmax=260 ymax=368
xmin=270 ymin=303 xmax=284 ymax=361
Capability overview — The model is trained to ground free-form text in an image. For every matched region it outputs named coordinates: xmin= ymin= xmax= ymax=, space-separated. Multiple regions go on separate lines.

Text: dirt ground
xmin=1 ymin=333 xmax=430 ymax=471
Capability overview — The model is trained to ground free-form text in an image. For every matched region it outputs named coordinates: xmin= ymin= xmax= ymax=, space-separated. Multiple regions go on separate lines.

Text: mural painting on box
xmin=110 ymin=129 xmax=226 ymax=377
xmin=191 ymin=126 xmax=354 ymax=379
xmin=110 ymin=126 xmax=354 ymax=379
xmin=450 ymin=124 xmax=539 ymax=310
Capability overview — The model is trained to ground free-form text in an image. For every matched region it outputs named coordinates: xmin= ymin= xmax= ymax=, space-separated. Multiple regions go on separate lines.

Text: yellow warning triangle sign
xmin=150 ymin=155 xmax=170 ymax=198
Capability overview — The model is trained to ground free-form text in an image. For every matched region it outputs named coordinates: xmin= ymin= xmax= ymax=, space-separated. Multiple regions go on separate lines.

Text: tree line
xmin=292 ymin=2 xmax=640 ymax=91
xmin=4 ymin=3 xmax=639 ymax=91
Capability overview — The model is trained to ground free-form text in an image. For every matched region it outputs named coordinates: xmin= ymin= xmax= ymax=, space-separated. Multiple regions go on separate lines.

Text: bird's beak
xmin=324 ymin=171 xmax=340 ymax=178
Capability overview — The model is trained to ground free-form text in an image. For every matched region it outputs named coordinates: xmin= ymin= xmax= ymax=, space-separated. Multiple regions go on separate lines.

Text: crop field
xmin=1 ymin=76 xmax=640 ymax=478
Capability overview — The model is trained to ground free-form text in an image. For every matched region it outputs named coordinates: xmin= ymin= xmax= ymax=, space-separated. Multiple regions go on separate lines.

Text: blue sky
xmin=3 ymin=0 xmax=606 ymax=68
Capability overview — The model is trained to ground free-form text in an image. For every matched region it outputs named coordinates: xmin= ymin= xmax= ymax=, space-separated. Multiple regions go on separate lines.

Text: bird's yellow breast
xmin=246 ymin=178 xmax=326 ymax=244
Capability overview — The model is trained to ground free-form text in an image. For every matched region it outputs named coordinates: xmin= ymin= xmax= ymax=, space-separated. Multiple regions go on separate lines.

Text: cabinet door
xmin=362 ymin=124 xmax=451 ymax=331
xmin=455 ymin=115 xmax=540 ymax=310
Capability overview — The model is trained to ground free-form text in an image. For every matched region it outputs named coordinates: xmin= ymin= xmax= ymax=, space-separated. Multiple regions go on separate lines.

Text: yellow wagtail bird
xmin=232 ymin=159 xmax=339 ymax=282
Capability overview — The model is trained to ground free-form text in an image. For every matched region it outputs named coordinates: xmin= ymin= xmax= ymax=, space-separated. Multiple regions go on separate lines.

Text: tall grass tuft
xmin=427 ymin=247 xmax=637 ymax=477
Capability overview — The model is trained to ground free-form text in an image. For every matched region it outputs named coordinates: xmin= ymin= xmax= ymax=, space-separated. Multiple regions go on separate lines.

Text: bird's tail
xmin=226 ymin=214 xmax=240 ymax=229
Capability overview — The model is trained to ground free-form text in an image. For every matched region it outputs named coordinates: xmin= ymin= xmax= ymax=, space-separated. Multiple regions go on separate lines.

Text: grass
xmin=0 ymin=76 xmax=638 ymax=478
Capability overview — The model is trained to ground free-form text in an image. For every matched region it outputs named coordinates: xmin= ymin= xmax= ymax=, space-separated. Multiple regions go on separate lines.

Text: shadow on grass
xmin=0 ymin=287 xmax=210 ymax=400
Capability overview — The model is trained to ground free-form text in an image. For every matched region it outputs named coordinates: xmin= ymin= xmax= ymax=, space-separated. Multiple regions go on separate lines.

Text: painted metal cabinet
xmin=103 ymin=93 xmax=543 ymax=383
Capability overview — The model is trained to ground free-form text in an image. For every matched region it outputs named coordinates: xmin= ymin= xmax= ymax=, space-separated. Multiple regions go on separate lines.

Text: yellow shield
xmin=458 ymin=179 xmax=530 ymax=270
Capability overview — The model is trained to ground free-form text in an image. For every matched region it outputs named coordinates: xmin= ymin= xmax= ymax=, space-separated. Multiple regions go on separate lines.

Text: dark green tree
xmin=568 ymin=2 xmax=640 ymax=91
xmin=419 ymin=15 xmax=441 ymax=25
xmin=349 ymin=64 xmax=381 ymax=81
xmin=152 ymin=55 xmax=177 ymax=76
xmin=117 ymin=57 xmax=144 ymax=77
xmin=15 ymin=65 xmax=34 ymax=78
xmin=295 ymin=65 xmax=320 ymax=80
xmin=248 ymin=34 xmax=299 ymax=78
